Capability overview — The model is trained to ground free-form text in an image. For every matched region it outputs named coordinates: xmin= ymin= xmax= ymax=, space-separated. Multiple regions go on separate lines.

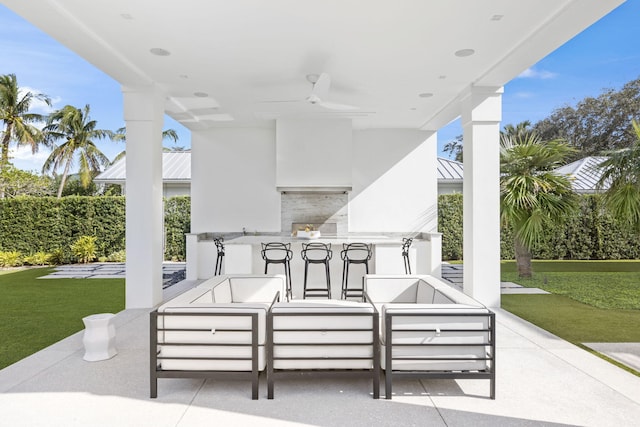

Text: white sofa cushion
xmin=155 ymin=275 xmax=285 ymax=373
xmin=363 ymin=275 xmax=491 ymax=373
xmin=379 ymin=305 xmax=491 ymax=371
xmin=364 ymin=276 xmax=422 ymax=302
xmin=270 ymin=300 xmax=376 ymax=370
xmin=208 ymin=275 xmax=286 ymax=303
xmin=158 ymin=347 xmax=266 ymax=372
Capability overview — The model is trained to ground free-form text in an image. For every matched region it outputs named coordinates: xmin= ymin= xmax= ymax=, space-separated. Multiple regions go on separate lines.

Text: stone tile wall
xmin=281 ymin=192 xmax=348 ymax=235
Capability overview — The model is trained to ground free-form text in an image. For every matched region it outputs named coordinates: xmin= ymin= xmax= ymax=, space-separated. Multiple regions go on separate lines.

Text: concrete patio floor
xmin=1 ymin=280 xmax=640 ymax=426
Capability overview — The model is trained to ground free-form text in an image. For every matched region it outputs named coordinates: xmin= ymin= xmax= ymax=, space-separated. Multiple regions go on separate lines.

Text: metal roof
xmin=555 ymin=156 xmax=608 ymax=193
xmin=96 ymin=152 xmax=463 ymax=184
xmin=97 ymin=153 xmax=610 ymax=194
xmin=437 ymin=157 xmax=463 ymax=181
xmin=95 ymin=152 xmax=191 ymax=184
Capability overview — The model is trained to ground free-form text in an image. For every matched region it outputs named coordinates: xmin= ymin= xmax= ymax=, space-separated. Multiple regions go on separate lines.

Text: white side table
xmin=82 ymin=313 xmax=117 ymax=361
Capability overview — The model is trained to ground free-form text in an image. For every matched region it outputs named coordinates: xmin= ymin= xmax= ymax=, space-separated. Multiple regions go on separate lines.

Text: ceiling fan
xmin=260 ymin=73 xmax=358 ymax=111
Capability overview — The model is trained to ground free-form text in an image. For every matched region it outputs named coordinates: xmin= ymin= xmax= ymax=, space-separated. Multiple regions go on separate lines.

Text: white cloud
xmin=514 ymin=92 xmax=535 ymax=99
xmin=9 ymin=144 xmax=52 ymax=173
xmin=517 ymin=68 xmax=557 ymax=79
xmin=19 ymin=86 xmax=61 ymax=114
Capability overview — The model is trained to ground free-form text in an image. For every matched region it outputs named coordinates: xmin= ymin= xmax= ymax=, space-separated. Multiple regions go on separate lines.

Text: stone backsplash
xmin=281 ymin=192 xmax=348 ymax=235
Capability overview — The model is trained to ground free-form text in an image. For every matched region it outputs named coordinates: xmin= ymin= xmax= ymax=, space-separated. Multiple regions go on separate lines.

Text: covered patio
xmin=1 ymin=281 xmax=639 ymax=426
xmin=2 ymin=1 xmax=638 ymax=425
xmin=2 ymin=0 xmax=627 ymax=310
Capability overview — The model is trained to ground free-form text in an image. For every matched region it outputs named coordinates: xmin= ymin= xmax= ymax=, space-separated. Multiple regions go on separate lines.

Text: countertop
xmin=224 ymin=235 xmax=411 ymax=245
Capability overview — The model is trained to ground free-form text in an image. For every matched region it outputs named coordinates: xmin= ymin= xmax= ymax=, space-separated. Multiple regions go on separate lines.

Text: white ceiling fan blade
xmin=318 ymin=101 xmax=359 ymax=111
xmin=311 ymin=72 xmax=331 ymax=100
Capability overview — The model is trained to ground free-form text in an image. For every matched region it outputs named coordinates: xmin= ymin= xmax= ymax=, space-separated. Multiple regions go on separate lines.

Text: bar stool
xmin=261 ymin=242 xmax=293 ymax=299
xmin=300 ymin=242 xmax=332 ymax=299
xmin=214 ymin=237 xmax=225 ymax=276
xmin=402 ymin=237 xmax=413 ymax=274
xmin=340 ymin=243 xmax=372 ymax=300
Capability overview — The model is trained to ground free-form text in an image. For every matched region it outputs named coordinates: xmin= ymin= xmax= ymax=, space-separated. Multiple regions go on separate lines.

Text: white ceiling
xmin=3 ymin=0 xmax=625 ymax=130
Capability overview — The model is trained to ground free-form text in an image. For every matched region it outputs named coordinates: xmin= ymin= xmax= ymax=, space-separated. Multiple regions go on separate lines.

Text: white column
xmin=123 ymin=86 xmax=164 ymax=308
xmin=461 ymin=86 xmax=502 ymax=307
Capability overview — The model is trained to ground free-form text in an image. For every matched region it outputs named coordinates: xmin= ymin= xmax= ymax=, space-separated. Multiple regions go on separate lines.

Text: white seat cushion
xmin=271 ymin=300 xmax=376 ymax=370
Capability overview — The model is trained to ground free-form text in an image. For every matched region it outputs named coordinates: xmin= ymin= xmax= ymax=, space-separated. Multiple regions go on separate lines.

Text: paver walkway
xmin=441 ymin=263 xmax=549 ymax=294
xmin=40 ymin=262 xmax=186 ymax=288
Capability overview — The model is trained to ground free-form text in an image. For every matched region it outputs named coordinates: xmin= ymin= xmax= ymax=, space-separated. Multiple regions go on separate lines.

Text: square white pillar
xmin=122 ymin=86 xmax=164 ymax=308
xmin=461 ymin=87 xmax=502 ymax=307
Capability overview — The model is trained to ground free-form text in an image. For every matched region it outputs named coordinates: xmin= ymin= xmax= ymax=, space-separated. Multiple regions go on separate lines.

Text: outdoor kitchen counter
xmin=224 ymin=235 xmax=406 ymax=245
xmin=210 ymin=235 xmax=435 ymax=299
xmin=186 ymin=233 xmax=443 ymax=290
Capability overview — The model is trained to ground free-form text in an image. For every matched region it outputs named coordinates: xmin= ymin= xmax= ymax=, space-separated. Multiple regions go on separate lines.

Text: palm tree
xmin=110 ymin=127 xmax=180 ymax=163
xmin=597 ymin=119 xmax=640 ymax=232
xmin=42 ymin=104 xmax=114 ymax=198
xmin=502 ymin=120 xmax=533 ymax=139
xmin=0 ymin=73 xmax=51 ymax=169
xmin=500 ymin=127 xmax=577 ymax=277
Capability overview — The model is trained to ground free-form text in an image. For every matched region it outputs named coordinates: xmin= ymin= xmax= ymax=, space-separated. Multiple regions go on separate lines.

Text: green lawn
xmin=0 ymin=268 xmax=124 ymax=370
xmin=501 ymin=260 xmax=640 ymax=309
xmin=501 ymin=294 xmax=640 ymax=342
xmin=500 ymin=260 xmax=640 ymax=375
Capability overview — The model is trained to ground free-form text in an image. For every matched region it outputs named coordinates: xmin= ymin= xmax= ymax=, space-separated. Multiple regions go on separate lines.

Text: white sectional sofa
xmin=151 ymin=273 xmax=494 ymax=400
xmin=364 ymin=275 xmax=495 ymax=399
xmin=267 ymin=299 xmax=379 ymax=399
xmin=150 ymin=275 xmax=286 ymax=399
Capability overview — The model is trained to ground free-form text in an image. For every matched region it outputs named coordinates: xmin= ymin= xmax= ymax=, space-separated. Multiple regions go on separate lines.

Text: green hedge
xmin=1 ymin=194 xmax=636 ymax=262
xmin=0 ymin=196 xmax=191 ymax=262
xmin=438 ymin=193 xmax=639 ymax=260
xmin=164 ymin=196 xmax=191 ymax=261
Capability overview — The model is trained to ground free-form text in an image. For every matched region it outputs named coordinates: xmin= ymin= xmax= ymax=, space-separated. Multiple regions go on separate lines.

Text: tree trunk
xmin=57 ymin=159 xmax=72 ymax=199
xmin=0 ymin=122 xmax=12 ymax=198
xmin=514 ymin=237 xmax=533 ymax=278
xmin=0 ymin=122 xmax=12 ymax=167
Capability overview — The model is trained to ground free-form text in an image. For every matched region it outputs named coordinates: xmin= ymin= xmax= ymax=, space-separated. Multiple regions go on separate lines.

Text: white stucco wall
xmin=190 ymin=125 xmax=438 ymax=235
xmin=191 ymin=127 xmax=280 ymax=233
xmin=438 ymin=181 xmax=463 ymax=195
xmin=350 ymin=129 xmax=437 ymax=233
xmin=276 ymin=119 xmax=352 ymax=187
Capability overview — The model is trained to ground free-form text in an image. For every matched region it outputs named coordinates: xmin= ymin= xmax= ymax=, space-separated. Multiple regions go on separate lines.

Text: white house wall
xmin=191 ymin=128 xmax=280 ymax=233
xmin=350 ymin=130 xmax=437 ymax=233
xmin=164 ymin=183 xmax=190 ymax=198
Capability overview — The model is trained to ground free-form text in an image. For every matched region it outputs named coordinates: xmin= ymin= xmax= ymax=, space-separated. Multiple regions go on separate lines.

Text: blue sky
xmin=1 ymin=1 xmax=639 ymax=172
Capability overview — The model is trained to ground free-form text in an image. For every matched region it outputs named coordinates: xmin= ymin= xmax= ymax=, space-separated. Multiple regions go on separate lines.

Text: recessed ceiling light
xmin=120 ymin=13 xmax=133 ymax=20
xmin=438 ymin=75 xmax=447 ymax=80
xmin=179 ymin=74 xmax=188 ymax=79
xmin=150 ymin=48 xmax=171 ymax=56
xmin=410 ymin=107 xmax=417 ymax=111
xmin=454 ymin=49 xmax=475 ymax=57
xmin=490 ymin=14 xmax=504 ymax=21
xmin=418 ymin=93 xmax=433 ymax=98
xmin=194 ymin=92 xmax=208 ymax=98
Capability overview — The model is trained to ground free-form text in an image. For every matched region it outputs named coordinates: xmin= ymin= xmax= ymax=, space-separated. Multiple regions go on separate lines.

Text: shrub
xmin=438 ymin=194 xmax=463 ymax=260
xmin=23 ymin=251 xmax=51 ymax=266
xmin=105 ymin=250 xmax=126 ymax=262
xmin=164 ymin=196 xmax=191 ymax=262
xmin=48 ymin=248 xmax=67 ymax=265
xmin=0 ymin=195 xmax=190 ymax=261
xmin=438 ymin=193 xmax=640 ymax=260
xmin=0 ymin=251 xmax=23 ymax=267
xmin=71 ymin=236 xmax=97 ymax=264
